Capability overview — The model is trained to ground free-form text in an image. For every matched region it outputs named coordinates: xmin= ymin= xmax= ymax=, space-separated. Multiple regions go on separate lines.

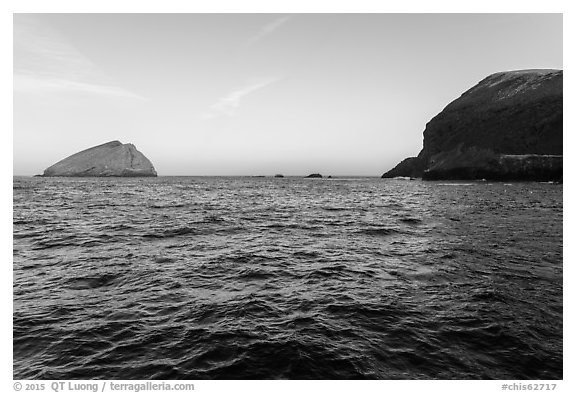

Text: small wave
xmin=65 ymin=274 xmax=117 ymax=290
xmin=32 ymin=235 xmax=78 ymax=250
xmin=154 ymin=256 xmax=176 ymax=263
xmin=106 ymin=223 xmax=136 ymax=231
xmin=321 ymin=206 xmax=348 ymax=211
xmin=305 ymin=266 xmax=346 ymax=280
xmin=149 ymin=203 xmax=189 ymax=209
xmin=201 ymin=215 xmax=226 ymax=223
xmin=266 ymin=223 xmax=322 ymax=231
xmin=13 ymin=230 xmax=47 ymax=239
xmin=399 ymin=217 xmax=422 ymax=225
xmin=236 ymin=268 xmax=276 ymax=281
xmin=143 ymin=226 xmax=198 ymax=239
xmin=293 ymin=250 xmax=321 ymax=259
xmin=77 ymin=240 xmax=106 ymax=247
xmin=358 ymin=227 xmax=401 ymax=236
xmin=470 ymin=288 xmax=509 ymax=303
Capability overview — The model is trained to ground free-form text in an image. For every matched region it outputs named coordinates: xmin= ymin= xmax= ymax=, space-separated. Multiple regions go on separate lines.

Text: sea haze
xmin=13 ymin=176 xmax=563 ymax=379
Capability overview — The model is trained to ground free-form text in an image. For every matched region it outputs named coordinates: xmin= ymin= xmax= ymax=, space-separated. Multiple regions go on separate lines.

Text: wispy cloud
xmin=244 ymin=16 xmax=292 ymax=47
xmin=202 ymin=77 xmax=281 ymax=119
xmin=13 ymin=15 xmax=144 ymax=100
xmin=14 ymin=74 xmax=146 ymax=100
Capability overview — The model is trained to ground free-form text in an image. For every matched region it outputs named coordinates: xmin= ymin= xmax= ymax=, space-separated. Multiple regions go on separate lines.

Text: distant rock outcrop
xmin=43 ymin=141 xmax=157 ymax=177
xmin=305 ymin=173 xmax=323 ymax=178
xmin=382 ymin=69 xmax=563 ymax=181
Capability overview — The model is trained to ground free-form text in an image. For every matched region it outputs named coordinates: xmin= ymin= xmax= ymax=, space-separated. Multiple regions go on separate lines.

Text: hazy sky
xmin=13 ymin=13 xmax=562 ymax=176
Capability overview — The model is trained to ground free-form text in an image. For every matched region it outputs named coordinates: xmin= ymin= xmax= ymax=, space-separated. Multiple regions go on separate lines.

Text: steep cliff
xmin=382 ymin=69 xmax=562 ymax=180
xmin=43 ymin=141 xmax=157 ymax=177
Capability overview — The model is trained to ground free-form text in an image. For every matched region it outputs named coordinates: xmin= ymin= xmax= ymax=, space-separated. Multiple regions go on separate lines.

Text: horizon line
xmin=13 ymin=174 xmax=384 ymax=178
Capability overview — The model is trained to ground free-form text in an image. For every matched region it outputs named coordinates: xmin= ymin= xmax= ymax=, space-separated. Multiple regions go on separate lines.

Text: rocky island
xmin=42 ymin=141 xmax=157 ymax=177
xmin=382 ymin=69 xmax=562 ymax=181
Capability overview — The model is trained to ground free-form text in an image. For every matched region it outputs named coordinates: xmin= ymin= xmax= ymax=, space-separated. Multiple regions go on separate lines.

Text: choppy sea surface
xmin=13 ymin=176 xmax=562 ymax=379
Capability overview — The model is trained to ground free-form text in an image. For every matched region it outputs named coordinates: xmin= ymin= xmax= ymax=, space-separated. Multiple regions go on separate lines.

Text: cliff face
xmin=382 ymin=69 xmax=563 ymax=180
xmin=422 ymin=146 xmax=562 ymax=181
xmin=43 ymin=141 xmax=157 ymax=177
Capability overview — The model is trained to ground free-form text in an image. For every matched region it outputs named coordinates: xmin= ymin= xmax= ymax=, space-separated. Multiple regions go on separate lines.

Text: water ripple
xmin=13 ymin=177 xmax=563 ymax=379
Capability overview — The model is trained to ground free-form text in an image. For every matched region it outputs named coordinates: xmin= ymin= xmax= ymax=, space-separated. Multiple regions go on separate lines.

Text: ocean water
xmin=13 ymin=176 xmax=563 ymax=379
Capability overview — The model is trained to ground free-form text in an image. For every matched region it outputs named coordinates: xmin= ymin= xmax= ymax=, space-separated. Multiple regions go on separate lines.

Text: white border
xmin=4 ymin=1 xmax=572 ymax=391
